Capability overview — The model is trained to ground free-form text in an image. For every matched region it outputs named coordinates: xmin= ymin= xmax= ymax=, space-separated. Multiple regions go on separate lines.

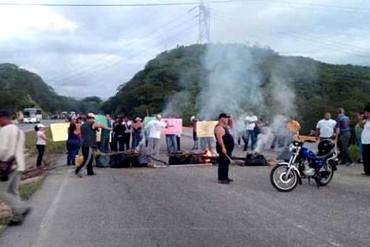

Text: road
xmin=1 ymin=136 xmax=370 ymax=247
xmin=17 ymin=120 xmax=63 ymax=133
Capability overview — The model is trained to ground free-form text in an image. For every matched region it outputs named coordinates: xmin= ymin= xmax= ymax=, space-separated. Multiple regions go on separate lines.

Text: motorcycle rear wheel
xmin=270 ymin=163 xmax=299 ymax=192
xmin=317 ymin=163 xmax=334 ymax=186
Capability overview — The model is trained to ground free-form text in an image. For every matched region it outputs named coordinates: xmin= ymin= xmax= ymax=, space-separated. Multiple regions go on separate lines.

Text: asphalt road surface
xmin=1 ymin=137 xmax=370 ymax=247
xmin=17 ymin=120 xmax=63 ymax=133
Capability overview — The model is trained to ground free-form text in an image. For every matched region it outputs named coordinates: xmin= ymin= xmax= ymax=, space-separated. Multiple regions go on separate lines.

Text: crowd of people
xmin=315 ymin=107 xmax=370 ymax=176
xmin=60 ymin=113 xmax=184 ymax=177
xmin=1 ymin=103 xmax=370 ymax=225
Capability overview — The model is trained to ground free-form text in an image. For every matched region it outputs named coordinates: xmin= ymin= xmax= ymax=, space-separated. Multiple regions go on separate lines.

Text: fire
xmin=202 ymin=149 xmax=216 ymax=163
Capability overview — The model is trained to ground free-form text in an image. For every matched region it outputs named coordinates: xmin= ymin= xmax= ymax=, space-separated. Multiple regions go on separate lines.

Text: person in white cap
xmin=75 ymin=113 xmax=111 ymax=177
xmin=35 ymin=123 xmax=48 ymax=168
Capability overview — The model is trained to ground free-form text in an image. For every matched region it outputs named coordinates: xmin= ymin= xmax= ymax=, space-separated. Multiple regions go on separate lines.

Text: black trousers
xmin=362 ymin=144 xmax=370 ymax=175
xmin=36 ymin=145 xmax=45 ymax=167
xmin=217 ymin=152 xmax=231 ymax=181
xmin=176 ymin=136 xmax=181 ymax=151
xmin=75 ymin=146 xmax=94 ymax=176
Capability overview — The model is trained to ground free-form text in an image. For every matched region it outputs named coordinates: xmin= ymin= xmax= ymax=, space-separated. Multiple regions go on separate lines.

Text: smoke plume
xmin=197 ymin=44 xmax=266 ymax=119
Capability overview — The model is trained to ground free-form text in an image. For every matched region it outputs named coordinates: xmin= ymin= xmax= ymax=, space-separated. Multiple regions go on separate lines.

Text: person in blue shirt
xmin=336 ymin=108 xmax=352 ymax=166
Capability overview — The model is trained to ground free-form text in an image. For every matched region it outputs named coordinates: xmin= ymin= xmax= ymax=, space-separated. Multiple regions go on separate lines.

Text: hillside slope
xmin=103 ymin=44 xmax=370 ymax=131
xmin=0 ymin=63 xmax=101 ymax=113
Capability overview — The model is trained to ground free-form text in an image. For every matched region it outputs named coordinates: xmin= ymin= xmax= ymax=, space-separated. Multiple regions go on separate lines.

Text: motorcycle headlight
xmin=289 ymin=144 xmax=297 ymax=152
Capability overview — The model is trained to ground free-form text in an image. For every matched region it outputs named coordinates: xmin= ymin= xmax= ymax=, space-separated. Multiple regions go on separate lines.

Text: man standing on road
xmin=361 ymin=105 xmax=370 ymax=176
xmin=336 ymin=108 xmax=352 ymax=166
xmin=146 ymin=114 xmax=167 ymax=157
xmin=244 ymin=113 xmax=258 ymax=151
xmin=75 ymin=113 xmax=110 ymax=177
xmin=191 ymin=116 xmax=199 ymax=150
xmin=316 ymin=112 xmax=339 ymax=141
xmin=0 ymin=110 xmax=31 ymax=225
xmin=215 ymin=113 xmax=235 ymax=184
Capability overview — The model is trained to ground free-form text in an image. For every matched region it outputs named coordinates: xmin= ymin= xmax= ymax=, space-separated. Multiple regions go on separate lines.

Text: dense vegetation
xmin=103 ymin=44 xmax=370 ymax=132
xmin=2 ymin=43 xmax=370 ymax=132
xmin=0 ymin=63 xmax=102 ymax=114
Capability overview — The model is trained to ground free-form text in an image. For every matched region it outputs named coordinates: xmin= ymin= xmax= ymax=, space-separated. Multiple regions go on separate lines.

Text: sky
xmin=1 ymin=0 xmax=370 ymax=99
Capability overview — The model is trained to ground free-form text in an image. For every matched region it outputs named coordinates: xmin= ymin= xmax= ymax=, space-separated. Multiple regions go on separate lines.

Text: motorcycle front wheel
xmin=270 ymin=163 xmax=299 ymax=192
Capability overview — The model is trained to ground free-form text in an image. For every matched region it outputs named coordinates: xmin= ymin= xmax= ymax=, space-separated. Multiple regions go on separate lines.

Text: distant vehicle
xmin=23 ymin=108 xmax=42 ymax=124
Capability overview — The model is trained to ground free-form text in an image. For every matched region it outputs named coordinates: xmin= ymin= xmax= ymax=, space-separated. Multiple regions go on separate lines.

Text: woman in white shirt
xmin=35 ymin=124 xmax=48 ymax=168
xmin=361 ymin=106 xmax=370 ymax=176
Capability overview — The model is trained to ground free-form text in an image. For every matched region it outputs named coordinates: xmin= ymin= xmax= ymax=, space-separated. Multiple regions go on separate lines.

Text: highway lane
xmin=1 ymin=135 xmax=369 ymax=247
xmin=17 ymin=120 xmax=63 ymax=133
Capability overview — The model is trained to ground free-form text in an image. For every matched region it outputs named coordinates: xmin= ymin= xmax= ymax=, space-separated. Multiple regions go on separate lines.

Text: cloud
xmin=0 ymin=0 xmax=370 ymax=99
xmin=0 ymin=6 xmax=77 ymax=40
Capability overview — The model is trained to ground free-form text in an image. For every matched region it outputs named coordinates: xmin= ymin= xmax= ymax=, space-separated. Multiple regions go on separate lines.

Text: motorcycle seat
xmin=316 ymin=151 xmax=334 ymax=160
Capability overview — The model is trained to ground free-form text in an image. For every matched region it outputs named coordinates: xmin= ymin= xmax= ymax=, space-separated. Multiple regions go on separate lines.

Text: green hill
xmin=103 ymin=44 xmax=370 ymax=132
xmin=0 ymin=63 xmax=101 ymax=114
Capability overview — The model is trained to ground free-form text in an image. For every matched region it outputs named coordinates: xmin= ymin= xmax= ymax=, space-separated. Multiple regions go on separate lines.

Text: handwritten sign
xmin=196 ymin=121 xmax=218 ymax=138
xmin=50 ymin=123 xmax=69 ymax=142
xmin=162 ymin=118 xmax=182 ymax=135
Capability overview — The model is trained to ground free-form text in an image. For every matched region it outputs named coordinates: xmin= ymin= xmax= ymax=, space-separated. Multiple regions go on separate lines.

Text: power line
xmin=0 ymin=1 xmax=235 ymax=7
xmin=47 ymin=12 xmax=197 ymax=84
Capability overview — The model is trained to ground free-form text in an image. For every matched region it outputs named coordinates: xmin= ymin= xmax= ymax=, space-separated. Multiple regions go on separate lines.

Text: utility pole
xmin=190 ymin=0 xmax=210 ymax=44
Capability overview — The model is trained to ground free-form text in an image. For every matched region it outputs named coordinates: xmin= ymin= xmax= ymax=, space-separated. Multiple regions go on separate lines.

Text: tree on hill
xmin=103 ymin=44 xmax=370 ymax=132
xmin=0 ymin=63 xmax=99 ymax=114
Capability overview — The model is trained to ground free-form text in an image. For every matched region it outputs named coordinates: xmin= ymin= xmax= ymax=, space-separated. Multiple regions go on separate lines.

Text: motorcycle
xmin=270 ymin=139 xmax=338 ymax=192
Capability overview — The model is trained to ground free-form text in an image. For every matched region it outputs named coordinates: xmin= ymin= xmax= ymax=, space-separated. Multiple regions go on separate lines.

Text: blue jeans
xmin=100 ymin=137 xmax=110 ymax=153
xmin=244 ymin=130 xmax=257 ymax=151
xmin=200 ymin=137 xmax=213 ymax=150
xmin=132 ymin=132 xmax=143 ymax=149
xmin=67 ymin=139 xmax=80 ymax=166
xmin=166 ymin=135 xmax=177 ymax=154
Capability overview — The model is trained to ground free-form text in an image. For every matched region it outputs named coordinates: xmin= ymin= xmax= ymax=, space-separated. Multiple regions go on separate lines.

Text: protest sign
xmin=95 ymin=114 xmax=108 ymax=127
xmin=162 ymin=118 xmax=182 ymax=135
xmin=196 ymin=121 xmax=218 ymax=138
xmin=50 ymin=123 xmax=69 ymax=142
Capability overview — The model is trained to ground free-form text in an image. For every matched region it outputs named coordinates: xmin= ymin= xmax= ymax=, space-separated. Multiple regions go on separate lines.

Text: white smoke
xmin=161 ymin=91 xmax=191 ymax=117
xmin=197 ymin=44 xmax=266 ymax=119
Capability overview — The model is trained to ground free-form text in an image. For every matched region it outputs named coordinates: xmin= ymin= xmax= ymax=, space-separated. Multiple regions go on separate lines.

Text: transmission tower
xmin=194 ymin=0 xmax=211 ymax=44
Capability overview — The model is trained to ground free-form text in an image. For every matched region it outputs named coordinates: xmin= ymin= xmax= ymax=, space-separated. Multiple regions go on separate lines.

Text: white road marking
xmin=32 ymin=170 xmax=70 ymax=247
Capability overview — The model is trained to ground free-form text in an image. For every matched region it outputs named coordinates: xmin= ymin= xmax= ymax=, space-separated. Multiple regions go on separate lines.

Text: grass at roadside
xmin=19 ymin=176 xmax=46 ymax=200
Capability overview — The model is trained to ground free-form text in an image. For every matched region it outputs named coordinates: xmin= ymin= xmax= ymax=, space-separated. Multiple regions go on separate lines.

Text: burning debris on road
xmin=168 ymin=149 xmax=217 ymax=165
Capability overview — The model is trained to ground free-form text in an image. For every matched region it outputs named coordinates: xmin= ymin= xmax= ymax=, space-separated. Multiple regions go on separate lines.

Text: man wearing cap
xmin=75 ymin=113 xmax=110 ymax=177
xmin=215 ymin=113 xmax=235 ymax=184
xmin=0 ymin=110 xmax=31 ymax=224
